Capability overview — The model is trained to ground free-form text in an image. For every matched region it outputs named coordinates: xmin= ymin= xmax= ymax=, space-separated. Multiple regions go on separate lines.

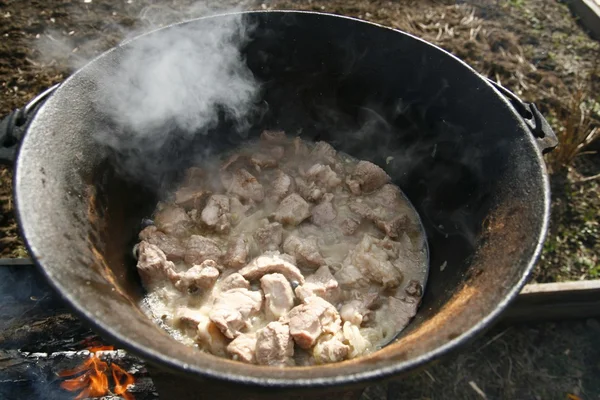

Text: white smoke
xmin=94 ymin=13 xmax=259 ymax=143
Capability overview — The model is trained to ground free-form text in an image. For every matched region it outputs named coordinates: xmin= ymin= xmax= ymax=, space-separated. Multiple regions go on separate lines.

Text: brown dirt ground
xmin=0 ymin=1 xmax=598 ymax=275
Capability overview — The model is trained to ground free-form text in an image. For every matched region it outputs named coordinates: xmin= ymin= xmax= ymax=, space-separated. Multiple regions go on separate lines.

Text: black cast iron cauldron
xmin=0 ymin=10 xmax=556 ymax=399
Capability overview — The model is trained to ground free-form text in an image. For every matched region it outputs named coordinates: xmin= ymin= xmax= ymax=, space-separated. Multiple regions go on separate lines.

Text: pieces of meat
xmin=287 ymin=296 xmax=341 ymax=349
xmin=227 ymin=333 xmax=257 ymax=363
xmin=173 ymin=260 xmax=220 ymax=292
xmin=405 ymin=280 xmax=423 ymax=298
xmin=184 ymin=235 xmax=223 ymax=266
xmin=253 ymin=222 xmax=283 ymax=251
xmin=293 ymin=136 xmax=309 ymax=157
xmin=270 ymin=146 xmax=285 ymax=160
xmin=273 ymin=193 xmax=311 ymax=226
xmin=271 ymin=170 xmax=293 ymax=201
xmin=343 ymin=234 xmax=403 ymax=288
xmin=136 ymin=241 xmax=177 ymax=288
xmin=139 ymin=225 xmax=186 ymax=262
xmin=229 ymin=197 xmax=251 ymax=225
xmin=260 ymin=273 xmax=295 ymax=320
xmin=374 ymin=215 xmax=410 ymax=239
xmin=339 ymin=292 xmax=379 ymax=326
xmin=224 ymin=169 xmax=264 ymax=202
xmin=209 ymin=288 xmax=263 ymax=339
xmin=294 ymin=265 xmax=341 ymax=304
xmin=339 ymin=216 xmax=361 ymax=236
xmin=255 ymin=321 xmax=294 ymax=366
xmin=311 ymin=194 xmax=337 ymax=227
xmin=283 ymin=235 xmax=325 ymax=269
xmin=196 ymin=313 xmax=229 ymax=357
xmin=305 ymin=164 xmax=342 ymax=189
xmin=260 ymin=130 xmax=286 ymax=142
xmin=311 ymin=141 xmax=337 ymax=164
xmin=295 ymin=177 xmax=324 ymax=203
xmin=201 ymin=195 xmax=231 ymax=233
xmin=334 ymin=263 xmax=369 ymax=288
xmin=174 ymin=187 xmax=210 ymax=210
xmin=219 ymin=273 xmax=250 ymax=292
xmin=154 ymin=205 xmax=191 ymax=237
xmin=238 ymin=252 xmax=305 ymax=284
xmin=312 ymin=334 xmax=349 ymax=364
xmin=223 ymin=234 xmax=250 ymax=269
xmin=347 ymin=161 xmax=390 ymax=194
xmin=250 ymin=152 xmax=278 ymax=169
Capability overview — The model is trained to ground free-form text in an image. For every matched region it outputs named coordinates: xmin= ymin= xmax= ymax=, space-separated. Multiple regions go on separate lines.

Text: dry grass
xmin=546 ymin=74 xmax=600 ymax=174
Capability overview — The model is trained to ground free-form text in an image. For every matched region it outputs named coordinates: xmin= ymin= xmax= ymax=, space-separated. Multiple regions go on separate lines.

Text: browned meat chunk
xmin=209 ymin=288 xmax=263 ymax=339
xmin=310 ymin=194 xmax=337 ymax=227
xmin=154 ymin=205 xmax=191 ymax=237
xmin=295 ymin=265 xmax=341 ymax=304
xmin=253 ymin=222 xmax=283 ymax=251
xmin=224 ymin=169 xmax=264 ymax=202
xmin=271 ymin=170 xmax=293 ymax=201
xmin=250 ymin=152 xmax=278 ymax=169
xmin=342 ymin=234 xmax=403 ymax=288
xmin=374 ymin=215 xmax=410 ymax=239
xmin=270 ymin=146 xmax=285 ymax=160
xmin=339 ymin=216 xmax=361 ymax=236
xmin=260 ymin=273 xmax=295 ymax=320
xmin=173 ymin=260 xmax=220 ymax=292
xmin=227 ymin=333 xmax=257 ymax=363
xmin=311 ymin=141 xmax=337 ymax=163
xmin=174 ymin=187 xmax=210 ymax=210
xmin=305 ymin=164 xmax=342 ymax=189
xmin=339 ymin=292 xmax=379 ymax=326
xmin=223 ymin=234 xmax=250 ymax=269
xmin=348 ymin=161 xmax=390 ymax=194
xmin=255 ymin=321 xmax=294 ymax=366
xmin=136 ymin=241 xmax=177 ymax=287
xmin=219 ymin=273 xmax=250 ymax=292
xmin=260 ymin=130 xmax=286 ymax=142
xmin=287 ymin=296 xmax=341 ymax=349
xmin=139 ymin=226 xmax=186 ymax=262
xmin=334 ymin=263 xmax=367 ymax=288
xmin=313 ymin=335 xmax=349 ymax=364
xmin=201 ymin=195 xmax=230 ymax=233
xmin=184 ymin=235 xmax=223 ymax=266
xmin=239 ymin=252 xmax=305 ymax=284
xmin=283 ymin=235 xmax=325 ymax=269
xmin=405 ymin=280 xmax=423 ymax=298
xmin=295 ymin=177 xmax=324 ymax=202
xmin=293 ymin=136 xmax=309 ymax=156
xmin=273 ymin=194 xmax=311 ymax=226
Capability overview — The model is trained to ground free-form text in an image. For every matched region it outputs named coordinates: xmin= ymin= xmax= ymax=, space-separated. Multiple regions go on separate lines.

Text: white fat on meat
xmin=201 ymin=195 xmax=231 ymax=233
xmin=312 ymin=333 xmax=349 ymax=364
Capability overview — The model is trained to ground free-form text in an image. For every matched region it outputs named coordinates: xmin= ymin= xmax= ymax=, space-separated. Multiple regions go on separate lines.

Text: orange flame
xmin=59 ymin=346 xmax=135 ymax=400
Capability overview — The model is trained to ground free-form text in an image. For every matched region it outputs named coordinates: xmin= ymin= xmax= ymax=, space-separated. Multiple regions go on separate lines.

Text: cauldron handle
xmin=485 ymin=78 xmax=558 ymax=154
xmin=0 ymin=84 xmax=59 ymax=165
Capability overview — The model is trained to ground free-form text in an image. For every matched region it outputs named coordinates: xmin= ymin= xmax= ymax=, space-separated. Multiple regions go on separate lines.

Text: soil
xmin=0 ymin=0 xmax=598 ymax=282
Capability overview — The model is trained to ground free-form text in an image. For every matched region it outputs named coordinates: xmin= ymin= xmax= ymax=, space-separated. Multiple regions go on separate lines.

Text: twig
xmin=468 ymin=381 xmax=488 ymax=399
xmin=476 ymin=328 xmax=510 ymax=352
xmin=574 ymin=172 xmax=600 ymax=184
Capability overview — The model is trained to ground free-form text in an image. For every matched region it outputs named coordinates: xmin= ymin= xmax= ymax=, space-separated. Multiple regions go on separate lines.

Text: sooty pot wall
xmin=14 ymin=11 xmax=550 ymax=395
